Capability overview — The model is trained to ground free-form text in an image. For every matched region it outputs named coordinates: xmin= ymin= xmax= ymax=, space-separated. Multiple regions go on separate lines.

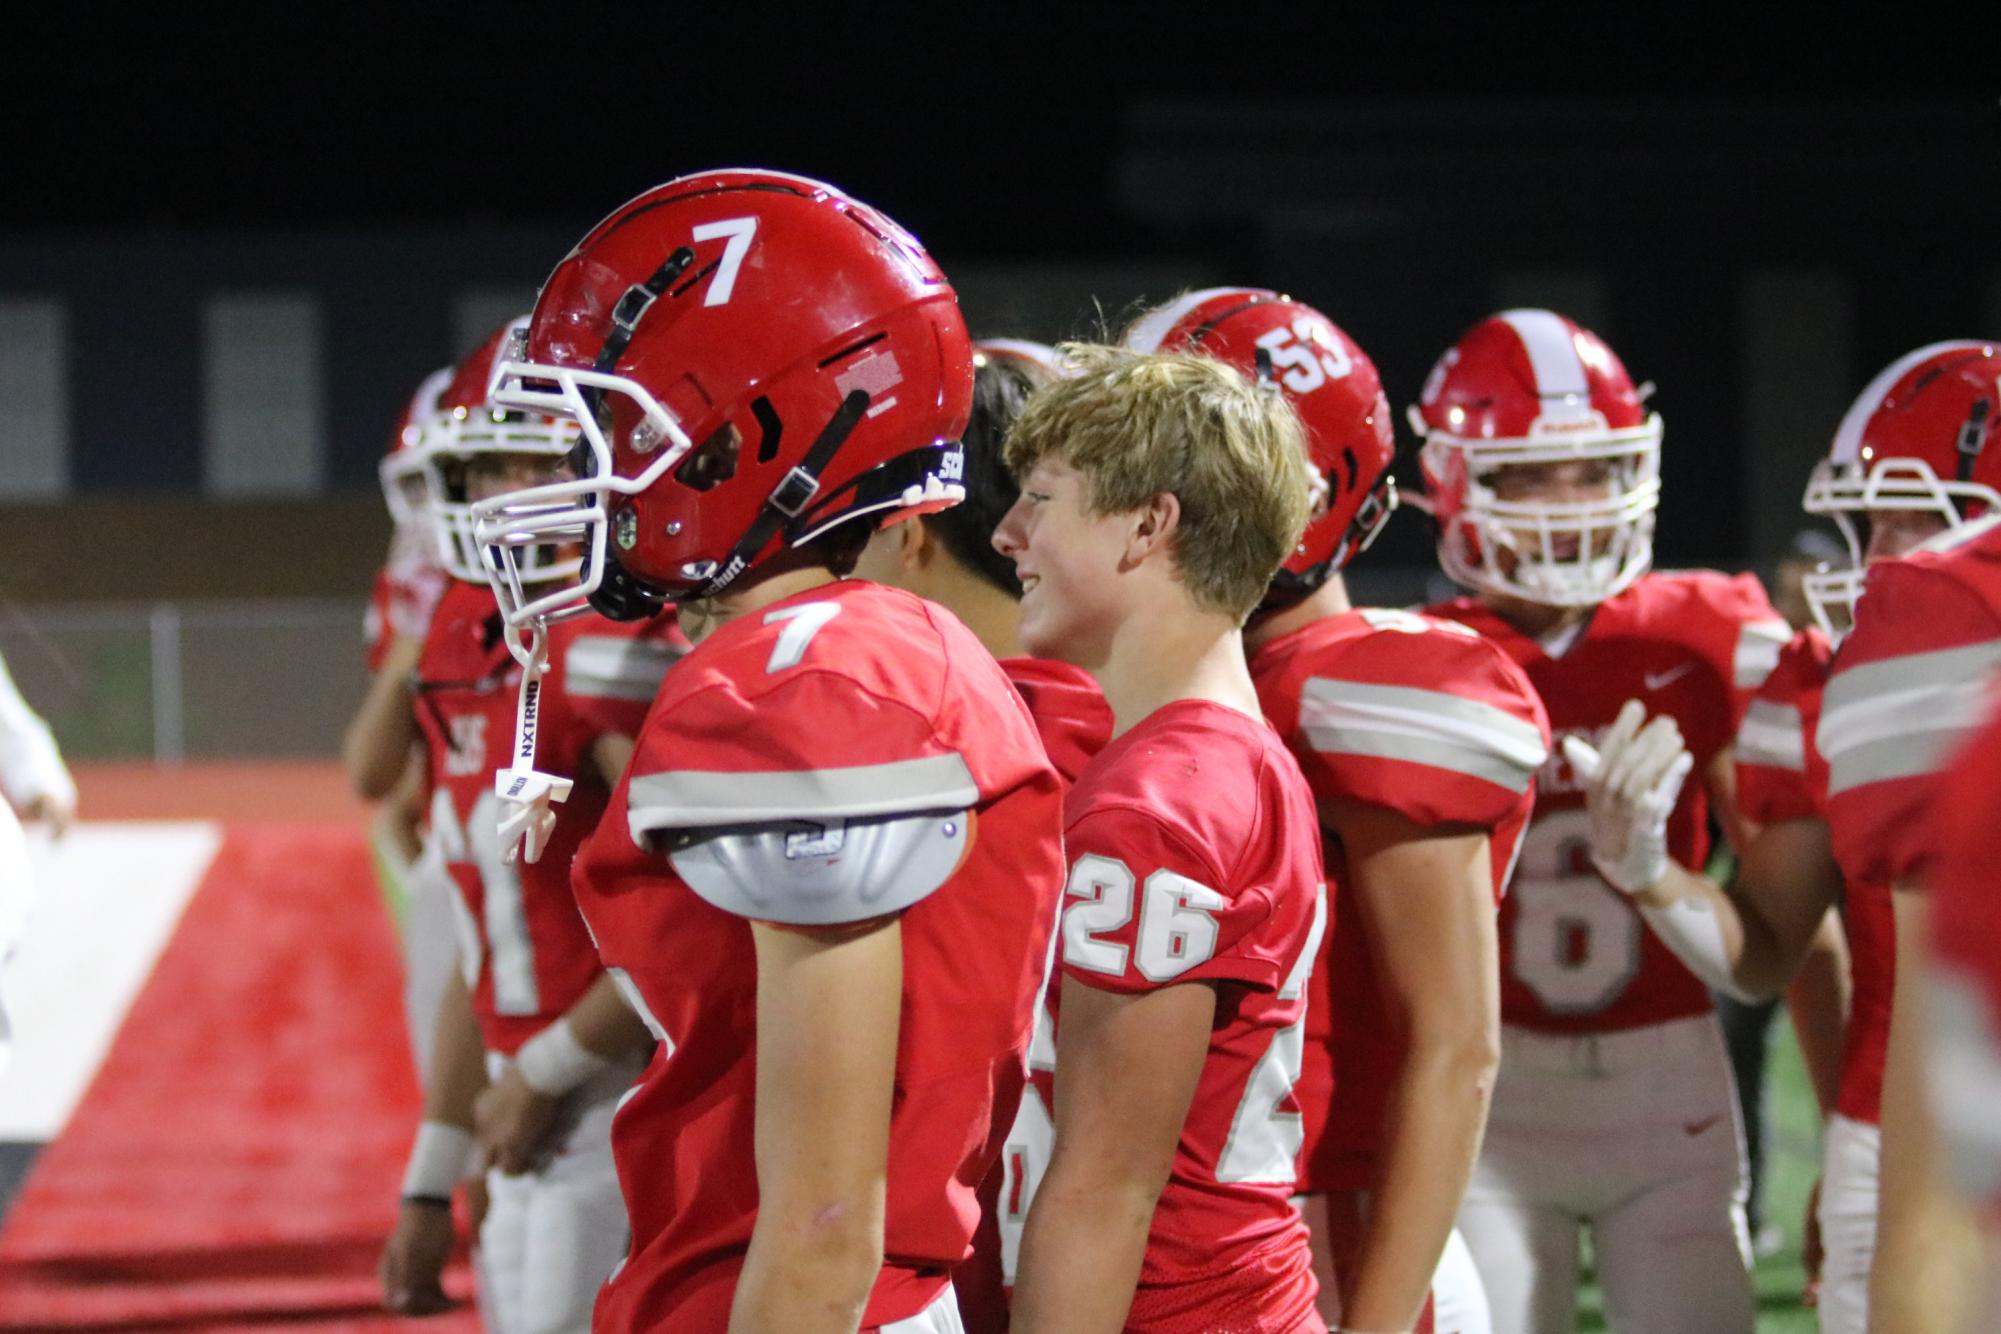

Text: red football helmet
xmin=1125 ymin=288 xmax=1396 ymax=605
xmin=378 ymin=365 xmax=452 ymax=536
xmin=1802 ymin=340 xmax=2001 ymax=639
xmin=1412 ymin=309 xmax=1661 ymax=606
xmin=415 ymin=317 xmax=580 ymax=585
xmin=472 ymin=169 xmax=973 ymax=651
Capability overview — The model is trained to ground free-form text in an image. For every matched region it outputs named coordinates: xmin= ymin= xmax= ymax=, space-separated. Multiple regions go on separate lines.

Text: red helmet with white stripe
xmin=1412 ymin=309 xmax=1661 ymax=607
xmin=1801 ymin=340 xmax=2001 ymax=639
xmin=1126 ymin=288 xmax=1396 ymax=606
xmin=416 ymin=317 xmax=581 ymax=585
xmin=471 ymin=169 xmax=973 ymax=652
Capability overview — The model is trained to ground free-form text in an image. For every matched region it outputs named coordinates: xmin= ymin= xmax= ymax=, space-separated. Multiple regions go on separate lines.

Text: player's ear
xmin=1125 ymin=491 xmax=1181 ymax=565
xmin=898 ymin=515 xmax=934 ymax=573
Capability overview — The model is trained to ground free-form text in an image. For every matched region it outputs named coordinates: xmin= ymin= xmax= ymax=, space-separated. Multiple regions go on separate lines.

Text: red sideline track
xmin=0 ymin=790 xmax=480 ymax=1329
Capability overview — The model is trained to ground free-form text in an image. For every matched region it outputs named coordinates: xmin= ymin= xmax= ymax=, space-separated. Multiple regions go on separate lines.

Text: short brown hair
xmin=1004 ymin=343 xmax=1312 ymax=620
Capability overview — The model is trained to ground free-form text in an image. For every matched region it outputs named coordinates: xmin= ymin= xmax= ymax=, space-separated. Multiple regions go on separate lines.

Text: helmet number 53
xmin=692 ymin=217 xmax=758 ymax=307
xmin=1255 ymin=320 xmax=1353 ymax=395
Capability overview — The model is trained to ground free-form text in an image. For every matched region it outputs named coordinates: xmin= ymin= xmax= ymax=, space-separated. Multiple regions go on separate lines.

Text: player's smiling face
xmin=992 ymin=456 xmax=1131 ymax=665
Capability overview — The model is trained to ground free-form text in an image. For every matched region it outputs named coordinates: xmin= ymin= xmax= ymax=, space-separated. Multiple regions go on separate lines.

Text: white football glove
xmin=1561 ymin=698 xmax=1694 ymax=896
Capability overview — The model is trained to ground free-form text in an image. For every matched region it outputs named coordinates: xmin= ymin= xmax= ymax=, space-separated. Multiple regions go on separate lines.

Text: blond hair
xmin=1005 ymin=343 xmax=1312 ymax=621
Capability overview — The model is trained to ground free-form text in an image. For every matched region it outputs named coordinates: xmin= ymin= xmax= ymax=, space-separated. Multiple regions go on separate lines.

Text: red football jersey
xmin=1250 ymin=607 xmax=1549 ymax=1191
xmin=1001 ymin=656 xmax=1114 ymax=787
xmin=1431 ymin=571 xmax=1790 ymax=1033
xmin=571 ymin=580 xmax=1065 ymax=1332
xmin=1735 ymin=628 xmax=1893 ymax=1125
xmin=1055 ymin=700 xmax=1326 ymax=1333
xmin=413 ymin=580 xmax=683 ymax=1053
xmin=965 ymin=656 xmax=1111 ymax=1329
xmin=1924 ymin=691 xmax=2001 ymax=1213
xmin=1820 ymin=515 xmax=2001 ymax=888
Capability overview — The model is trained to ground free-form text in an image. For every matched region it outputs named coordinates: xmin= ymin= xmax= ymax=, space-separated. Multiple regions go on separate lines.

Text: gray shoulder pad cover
xmin=667 ymin=809 xmax=971 ymax=927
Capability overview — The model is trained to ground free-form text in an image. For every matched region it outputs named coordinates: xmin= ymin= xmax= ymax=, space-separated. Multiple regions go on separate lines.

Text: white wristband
xmin=514 ymin=1017 xmax=614 ymax=1096
xmin=400 ymin=1120 xmax=476 ymax=1200
xmin=1637 ymin=898 xmax=1753 ymax=1004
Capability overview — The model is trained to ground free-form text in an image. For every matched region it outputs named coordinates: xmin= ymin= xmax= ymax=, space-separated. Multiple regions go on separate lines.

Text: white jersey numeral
xmin=1508 ymin=809 xmax=1641 ymax=1014
xmin=1059 ymin=855 xmax=1227 ymax=981
xmin=762 ymin=600 xmax=841 ymax=673
xmin=429 ymin=785 xmax=541 ymax=1015
xmin=691 ymin=216 xmax=758 ymax=307
xmin=1217 ymin=881 xmax=1326 ymax=1182
xmin=1135 ymin=871 xmax=1226 ymax=982
xmin=1060 ymin=854 xmax=1135 ymax=975
xmin=998 ymin=1082 xmax=1053 ymax=1285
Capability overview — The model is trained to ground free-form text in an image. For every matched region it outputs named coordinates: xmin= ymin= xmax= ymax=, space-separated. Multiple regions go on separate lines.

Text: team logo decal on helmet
xmin=1126 ymin=287 xmax=1397 ymax=610
xmin=1411 ymin=308 xmax=1661 ymax=608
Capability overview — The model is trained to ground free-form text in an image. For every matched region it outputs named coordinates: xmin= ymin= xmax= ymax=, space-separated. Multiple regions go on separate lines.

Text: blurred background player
xmin=1413 ymin=309 xmax=1793 ymax=1334
xmin=1127 ymin=287 xmax=1549 ymax=1334
xmin=1001 ymin=344 xmax=1326 ymax=1334
xmin=346 ymin=367 xmax=455 ymax=1080
xmin=1565 ymin=342 xmax=2001 ymax=1333
xmin=850 ymin=337 xmax=1112 ymax=1333
xmin=365 ymin=321 xmax=677 ymax=1331
xmin=1810 ymin=342 xmax=2001 ymax=1333
xmin=0 ymin=644 xmax=75 ymax=1077
xmin=473 ymin=169 xmax=1065 ymax=1333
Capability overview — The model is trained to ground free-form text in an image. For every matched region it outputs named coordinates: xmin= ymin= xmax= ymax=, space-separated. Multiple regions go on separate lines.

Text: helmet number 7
xmin=691 ymin=217 xmax=759 ymax=307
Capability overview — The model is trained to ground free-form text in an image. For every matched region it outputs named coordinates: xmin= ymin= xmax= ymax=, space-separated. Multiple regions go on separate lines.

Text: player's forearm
xmin=343 ymin=636 xmax=424 ymax=799
xmin=1010 ymin=1163 xmax=1157 ymax=1334
xmin=729 ymin=1188 xmax=884 ymax=1334
xmin=563 ymin=972 xmax=653 ymax=1063
xmin=1630 ymin=861 xmax=1762 ymax=1000
xmin=421 ymin=971 xmax=486 ymax=1128
xmin=1870 ymin=886 xmax=1983 ymax=1333
xmin=1344 ymin=1027 xmax=1497 ymax=1330
xmin=1784 ymin=911 xmax=1849 ymax=1118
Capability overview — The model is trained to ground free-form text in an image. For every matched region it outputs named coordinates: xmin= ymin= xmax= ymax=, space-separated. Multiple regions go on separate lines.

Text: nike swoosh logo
xmin=1682 ymin=1114 xmax=1722 ymax=1136
xmin=1645 ymin=664 xmax=1695 ymax=690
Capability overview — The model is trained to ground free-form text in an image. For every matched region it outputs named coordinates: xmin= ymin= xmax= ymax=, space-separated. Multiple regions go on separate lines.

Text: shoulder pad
xmin=668 ymin=808 xmax=970 ymax=926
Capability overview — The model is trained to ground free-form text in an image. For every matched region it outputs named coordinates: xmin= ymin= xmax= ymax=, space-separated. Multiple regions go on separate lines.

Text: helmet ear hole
xmin=674 ymin=424 xmax=741 ymax=493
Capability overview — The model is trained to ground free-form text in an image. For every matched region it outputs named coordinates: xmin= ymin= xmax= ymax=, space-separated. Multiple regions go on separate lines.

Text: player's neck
xmin=1244 ymin=575 xmax=1352 ymax=653
xmin=677 ymin=565 xmax=840 ymax=647
xmin=1481 ymin=591 xmax=1590 ymax=643
xmin=1097 ymin=600 xmax=1262 ymax=740
xmin=927 ymin=563 xmax=1024 ymax=661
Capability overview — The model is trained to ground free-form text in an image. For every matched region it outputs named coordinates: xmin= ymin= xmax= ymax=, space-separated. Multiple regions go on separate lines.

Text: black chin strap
xmin=1957 ymin=398 xmax=1992 ymax=484
xmin=596 ymin=247 xmax=696 ymax=375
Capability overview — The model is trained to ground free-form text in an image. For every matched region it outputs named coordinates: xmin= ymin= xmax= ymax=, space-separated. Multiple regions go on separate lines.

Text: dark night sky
xmin=13 ymin=9 xmax=1983 ymax=252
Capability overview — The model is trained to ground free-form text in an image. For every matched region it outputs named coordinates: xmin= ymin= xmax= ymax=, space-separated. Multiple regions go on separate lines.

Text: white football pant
xmin=1432 ymin=1227 xmax=1493 ymax=1334
xmin=1815 ymin=1113 xmax=1878 ymax=1334
xmin=389 ymin=833 xmax=458 ymax=1082
xmin=1458 ymin=1014 xmax=1753 ymax=1334
xmin=869 ymin=1285 xmax=967 ymax=1334
xmin=476 ymin=1053 xmax=634 ymax=1334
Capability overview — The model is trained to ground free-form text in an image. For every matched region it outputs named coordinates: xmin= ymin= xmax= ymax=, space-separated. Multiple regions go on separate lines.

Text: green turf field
xmin=1575 ymin=1017 xmax=1823 ymax=1332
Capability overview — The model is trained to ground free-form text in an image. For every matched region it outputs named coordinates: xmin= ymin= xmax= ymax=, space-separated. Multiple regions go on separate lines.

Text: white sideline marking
xmin=0 ymin=822 xmax=221 ymax=1140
